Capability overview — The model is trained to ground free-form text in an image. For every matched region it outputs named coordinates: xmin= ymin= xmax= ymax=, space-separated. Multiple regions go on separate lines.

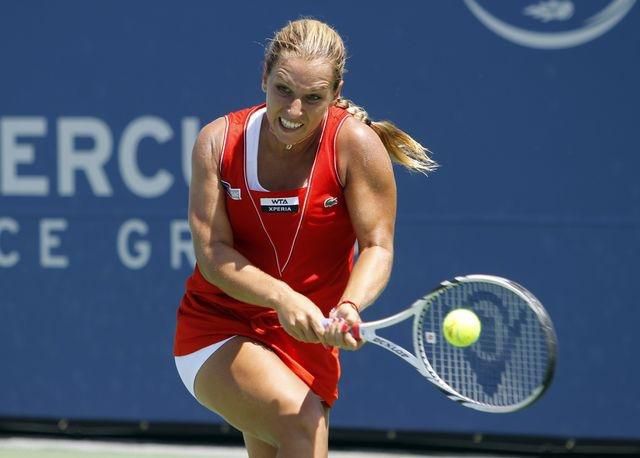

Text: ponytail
xmin=264 ymin=19 xmax=436 ymax=174
xmin=335 ymin=97 xmax=438 ymax=174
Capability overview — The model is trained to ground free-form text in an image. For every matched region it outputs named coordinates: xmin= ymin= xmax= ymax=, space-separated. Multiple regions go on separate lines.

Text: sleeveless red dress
xmin=174 ymin=104 xmax=355 ymax=405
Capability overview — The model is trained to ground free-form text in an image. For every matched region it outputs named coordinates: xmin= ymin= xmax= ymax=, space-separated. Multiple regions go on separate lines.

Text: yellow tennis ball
xmin=442 ymin=309 xmax=481 ymax=347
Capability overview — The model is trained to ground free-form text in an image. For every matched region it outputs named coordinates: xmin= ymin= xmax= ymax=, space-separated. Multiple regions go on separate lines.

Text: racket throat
xmin=361 ymin=330 xmax=425 ymax=375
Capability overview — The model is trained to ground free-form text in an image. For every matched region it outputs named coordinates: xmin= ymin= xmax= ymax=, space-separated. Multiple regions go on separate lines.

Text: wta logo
xmin=464 ymin=0 xmax=636 ymax=49
xmin=260 ymin=196 xmax=299 ymax=213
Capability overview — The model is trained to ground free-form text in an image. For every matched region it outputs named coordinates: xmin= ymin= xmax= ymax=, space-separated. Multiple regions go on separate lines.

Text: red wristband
xmin=337 ymin=300 xmax=360 ymax=314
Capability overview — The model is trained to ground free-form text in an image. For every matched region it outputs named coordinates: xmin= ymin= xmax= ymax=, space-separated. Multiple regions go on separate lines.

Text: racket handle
xmin=320 ymin=318 xmax=361 ymax=340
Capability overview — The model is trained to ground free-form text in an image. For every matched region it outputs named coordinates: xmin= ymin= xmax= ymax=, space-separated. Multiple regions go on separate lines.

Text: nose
xmin=287 ymin=98 xmax=303 ymax=118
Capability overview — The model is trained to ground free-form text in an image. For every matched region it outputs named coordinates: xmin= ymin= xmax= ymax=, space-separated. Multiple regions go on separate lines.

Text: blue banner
xmin=1 ymin=0 xmax=639 ymax=439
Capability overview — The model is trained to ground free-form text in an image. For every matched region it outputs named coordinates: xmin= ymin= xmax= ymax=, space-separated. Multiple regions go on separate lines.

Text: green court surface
xmin=0 ymin=437 xmax=525 ymax=458
xmin=0 ymin=439 xmax=245 ymax=458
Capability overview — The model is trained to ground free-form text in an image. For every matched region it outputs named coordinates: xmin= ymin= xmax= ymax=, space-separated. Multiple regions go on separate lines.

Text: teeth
xmin=280 ymin=117 xmax=303 ymax=129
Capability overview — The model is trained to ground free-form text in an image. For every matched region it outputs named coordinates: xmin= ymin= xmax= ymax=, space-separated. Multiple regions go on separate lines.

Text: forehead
xmin=270 ymin=56 xmax=334 ymax=90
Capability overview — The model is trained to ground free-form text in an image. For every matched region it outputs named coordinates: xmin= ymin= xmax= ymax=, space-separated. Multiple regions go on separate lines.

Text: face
xmin=263 ymin=56 xmax=341 ymax=147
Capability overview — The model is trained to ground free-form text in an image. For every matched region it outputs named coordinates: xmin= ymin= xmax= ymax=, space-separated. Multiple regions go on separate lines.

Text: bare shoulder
xmin=192 ymin=116 xmax=227 ymax=173
xmin=200 ymin=116 xmax=227 ymax=139
xmin=337 ymin=116 xmax=385 ymax=157
xmin=336 ymin=116 xmax=393 ymax=186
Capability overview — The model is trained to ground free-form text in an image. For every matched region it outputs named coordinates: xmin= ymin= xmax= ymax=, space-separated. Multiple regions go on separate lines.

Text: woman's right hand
xmin=274 ymin=292 xmax=327 ymax=344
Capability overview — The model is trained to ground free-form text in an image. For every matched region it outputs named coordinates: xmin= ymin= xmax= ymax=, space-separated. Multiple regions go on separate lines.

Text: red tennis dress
xmin=174 ymin=104 xmax=355 ymax=406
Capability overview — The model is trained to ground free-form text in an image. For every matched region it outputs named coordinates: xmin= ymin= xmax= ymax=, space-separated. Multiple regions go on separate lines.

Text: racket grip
xmin=320 ymin=318 xmax=361 ymax=340
xmin=351 ymin=322 xmax=361 ymax=340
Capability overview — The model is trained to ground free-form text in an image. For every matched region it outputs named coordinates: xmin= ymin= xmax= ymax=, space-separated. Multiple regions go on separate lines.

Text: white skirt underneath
xmin=174 ymin=336 xmax=236 ymax=399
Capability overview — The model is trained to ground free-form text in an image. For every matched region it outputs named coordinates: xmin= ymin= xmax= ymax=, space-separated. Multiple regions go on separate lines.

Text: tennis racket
xmin=325 ymin=274 xmax=557 ymax=413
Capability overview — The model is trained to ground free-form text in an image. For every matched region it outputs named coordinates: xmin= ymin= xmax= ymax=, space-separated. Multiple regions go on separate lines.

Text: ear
xmin=261 ymin=64 xmax=268 ymax=93
xmin=333 ymin=80 xmax=344 ymax=103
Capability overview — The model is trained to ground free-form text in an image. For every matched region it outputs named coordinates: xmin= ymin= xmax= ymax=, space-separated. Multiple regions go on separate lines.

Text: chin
xmin=273 ymin=124 xmax=306 ymax=145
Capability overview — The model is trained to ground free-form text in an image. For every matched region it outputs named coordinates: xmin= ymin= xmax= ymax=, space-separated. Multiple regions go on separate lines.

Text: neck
xmin=263 ymin=122 xmax=319 ymax=156
xmin=279 ymin=134 xmax=316 ymax=154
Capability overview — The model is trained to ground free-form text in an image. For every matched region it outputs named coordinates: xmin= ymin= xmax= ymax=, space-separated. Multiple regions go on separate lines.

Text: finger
xmin=319 ymin=320 xmax=339 ymax=346
xmin=285 ymin=327 xmax=304 ymax=342
xmin=311 ymin=316 xmax=327 ymax=339
xmin=301 ymin=320 xmax=323 ymax=343
xmin=284 ymin=320 xmax=312 ymax=343
xmin=324 ymin=320 xmax=346 ymax=347
xmin=305 ymin=314 xmax=328 ymax=343
xmin=339 ymin=320 xmax=352 ymax=334
xmin=341 ymin=332 xmax=361 ymax=351
xmin=331 ymin=320 xmax=355 ymax=348
xmin=300 ymin=328 xmax=319 ymax=343
xmin=344 ymin=332 xmax=359 ymax=347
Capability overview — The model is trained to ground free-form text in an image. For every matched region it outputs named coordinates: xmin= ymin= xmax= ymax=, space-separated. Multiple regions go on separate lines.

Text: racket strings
xmin=416 ymin=280 xmax=552 ymax=408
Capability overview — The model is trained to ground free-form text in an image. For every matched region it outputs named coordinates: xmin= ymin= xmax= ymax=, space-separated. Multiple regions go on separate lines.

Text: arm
xmin=323 ymin=117 xmax=397 ymax=349
xmin=189 ymin=118 xmax=326 ymax=342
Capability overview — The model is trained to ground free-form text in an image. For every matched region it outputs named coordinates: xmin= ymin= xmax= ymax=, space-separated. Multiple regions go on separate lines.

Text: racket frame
xmin=355 ymin=274 xmax=557 ymax=413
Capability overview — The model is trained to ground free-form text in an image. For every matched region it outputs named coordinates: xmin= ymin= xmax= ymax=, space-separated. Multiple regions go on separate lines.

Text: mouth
xmin=279 ymin=117 xmax=304 ymax=131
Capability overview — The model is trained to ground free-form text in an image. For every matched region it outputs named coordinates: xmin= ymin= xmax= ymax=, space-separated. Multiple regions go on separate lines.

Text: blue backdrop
xmin=1 ymin=0 xmax=639 ymax=440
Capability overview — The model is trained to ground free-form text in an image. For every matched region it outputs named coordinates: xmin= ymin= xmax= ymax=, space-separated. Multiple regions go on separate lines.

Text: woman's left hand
xmin=321 ymin=302 xmax=365 ymax=351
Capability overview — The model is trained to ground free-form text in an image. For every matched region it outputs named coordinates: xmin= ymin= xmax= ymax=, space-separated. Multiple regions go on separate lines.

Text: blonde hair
xmin=265 ymin=19 xmax=437 ymax=174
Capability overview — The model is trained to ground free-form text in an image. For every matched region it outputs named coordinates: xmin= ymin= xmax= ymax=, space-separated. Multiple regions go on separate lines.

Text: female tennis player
xmin=173 ymin=18 xmax=436 ymax=457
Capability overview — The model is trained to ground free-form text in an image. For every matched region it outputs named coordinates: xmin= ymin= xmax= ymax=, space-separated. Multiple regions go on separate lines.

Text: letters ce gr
xmin=0 ymin=115 xmax=200 ymax=270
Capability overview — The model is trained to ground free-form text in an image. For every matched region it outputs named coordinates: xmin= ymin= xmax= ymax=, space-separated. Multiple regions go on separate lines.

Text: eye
xmin=305 ymin=94 xmax=322 ymax=103
xmin=276 ymin=85 xmax=291 ymax=95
